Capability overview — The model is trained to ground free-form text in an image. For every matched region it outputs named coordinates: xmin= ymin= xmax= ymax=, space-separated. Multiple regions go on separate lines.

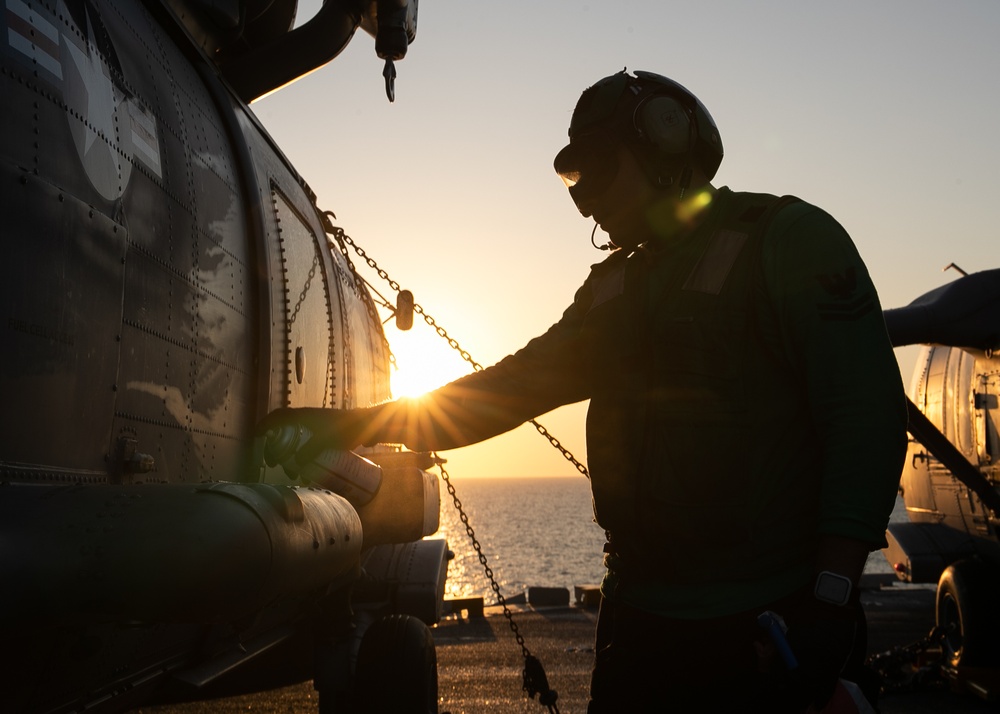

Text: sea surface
xmin=432 ymin=476 xmax=903 ymax=605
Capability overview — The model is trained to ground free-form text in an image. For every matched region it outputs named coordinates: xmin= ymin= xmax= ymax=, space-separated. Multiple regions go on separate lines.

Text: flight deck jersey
xmin=590 ymin=193 xmax=820 ymax=606
xmin=592 ymin=189 xmax=907 ymax=617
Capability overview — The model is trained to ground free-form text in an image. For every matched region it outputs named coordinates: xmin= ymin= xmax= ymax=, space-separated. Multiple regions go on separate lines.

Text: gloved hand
xmin=256 ymin=407 xmax=346 ymax=442
xmin=783 ymin=599 xmax=857 ymax=712
xmin=256 ymin=407 xmax=378 ymax=467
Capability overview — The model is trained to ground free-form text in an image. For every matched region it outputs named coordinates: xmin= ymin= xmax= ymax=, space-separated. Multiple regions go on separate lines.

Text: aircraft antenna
xmin=383 ymin=58 xmax=397 ymax=102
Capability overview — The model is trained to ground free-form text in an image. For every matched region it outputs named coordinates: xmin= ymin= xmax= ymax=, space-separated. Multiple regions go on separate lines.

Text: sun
xmin=388 ymin=328 xmax=475 ymax=399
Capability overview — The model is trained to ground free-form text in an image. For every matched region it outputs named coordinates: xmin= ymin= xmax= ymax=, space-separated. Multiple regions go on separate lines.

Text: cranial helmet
xmin=554 ymin=70 xmax=724 ymax=206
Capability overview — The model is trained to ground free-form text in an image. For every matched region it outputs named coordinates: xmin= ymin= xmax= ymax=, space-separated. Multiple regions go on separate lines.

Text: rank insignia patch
xmin=816 ymin=268 xmax=875 ymax=321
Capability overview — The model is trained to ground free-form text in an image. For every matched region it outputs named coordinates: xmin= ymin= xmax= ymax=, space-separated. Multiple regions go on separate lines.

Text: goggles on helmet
xmin=553 ymin=132 xmax=621 ymax=210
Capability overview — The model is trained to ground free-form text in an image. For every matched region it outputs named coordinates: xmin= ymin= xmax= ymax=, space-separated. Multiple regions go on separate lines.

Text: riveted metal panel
xmin=0 ymin=67 xmax=37 ymax=172
xmin=273 ymin=189 xmax=335 ymax=407
xmin=69 ymin=0 xmax=259 ymax=484
xmin=332 ymin=244 xmax=392 ymax=408
xmin=0 ymin=165 xmax=125 ymax=480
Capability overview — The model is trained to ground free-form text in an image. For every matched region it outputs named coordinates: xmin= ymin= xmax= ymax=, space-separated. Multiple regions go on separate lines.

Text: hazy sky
xmin=253 ymin=0 xmax=1000 ymax=478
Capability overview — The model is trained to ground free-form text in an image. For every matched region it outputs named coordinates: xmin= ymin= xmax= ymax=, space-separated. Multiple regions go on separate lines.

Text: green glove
xmin=256 ymin=407 xmax=381 ymax=468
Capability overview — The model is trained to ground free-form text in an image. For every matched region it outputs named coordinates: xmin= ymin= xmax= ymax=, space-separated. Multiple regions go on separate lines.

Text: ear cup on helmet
xmin=559 ymin=69 xmax=724 ymax=198
xmin=632 ymin=70 xmax=724 ymax=180
xmin=636 ymin=96 xmax=690 ymax=156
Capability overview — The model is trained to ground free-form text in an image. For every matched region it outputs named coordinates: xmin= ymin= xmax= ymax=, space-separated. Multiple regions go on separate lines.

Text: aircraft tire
xmin=354 ymin=613 xmax=438 ymax=713
xmin=935 ymin=557 xmax=1000 ymax=668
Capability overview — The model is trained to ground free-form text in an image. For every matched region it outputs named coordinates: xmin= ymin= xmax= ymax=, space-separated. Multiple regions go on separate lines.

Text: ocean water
xmin=434 ymin=476 xmax=607 ymax=603
xmin=432 ymin=476 xmax=902 ymax=605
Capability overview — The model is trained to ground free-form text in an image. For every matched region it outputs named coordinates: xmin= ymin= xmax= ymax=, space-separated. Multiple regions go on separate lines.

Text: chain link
xmin=327 ymin=222 xmax=590 ymax=479
xmin=530 ymin=421 xmax=590 ymax=478
xmin=866 ymin=625 xmax=945 ymax=695
xmin=438 ymin=460 xmax=559 ymax=712
xmin=325 ymin=215 xmax=397 ymax=373
xmin=288 ymin=253 xmax=318 ymax=325
xmin=438 ymin=462 xmax=530 ymax=655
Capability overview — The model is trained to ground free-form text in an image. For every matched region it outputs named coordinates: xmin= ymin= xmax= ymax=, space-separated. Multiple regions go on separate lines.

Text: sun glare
xmin=389 ymin=329 xmax=474 ymax=399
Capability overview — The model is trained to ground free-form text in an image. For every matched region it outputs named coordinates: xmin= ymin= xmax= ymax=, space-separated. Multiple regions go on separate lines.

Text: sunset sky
xmin=253 ymin=0 xmax=1000 ymax=478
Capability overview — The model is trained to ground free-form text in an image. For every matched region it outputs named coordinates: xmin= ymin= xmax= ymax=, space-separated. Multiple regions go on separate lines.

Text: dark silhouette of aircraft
xmin=0 ymin=0 xmax=441 ymax=712
xmin=882 ymin=267 xmax=1000 ymax=669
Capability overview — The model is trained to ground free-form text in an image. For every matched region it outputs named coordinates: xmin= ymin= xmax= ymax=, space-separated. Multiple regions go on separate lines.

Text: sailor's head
xmin=553 ymin=70 xmax=724 ymax=218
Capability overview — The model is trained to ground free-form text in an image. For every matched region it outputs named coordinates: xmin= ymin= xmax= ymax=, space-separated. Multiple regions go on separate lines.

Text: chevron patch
xmin=816 ymin=268 xmax=874 ymax=321
xmin=817 ymin=293 xmax=875 ymax=321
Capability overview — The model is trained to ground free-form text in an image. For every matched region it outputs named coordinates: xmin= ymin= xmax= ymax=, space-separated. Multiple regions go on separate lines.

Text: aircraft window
xmin=272 ymin=191 xmax=334 ymax=407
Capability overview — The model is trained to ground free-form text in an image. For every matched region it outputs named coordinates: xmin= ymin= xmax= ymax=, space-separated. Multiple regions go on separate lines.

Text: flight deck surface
xmin=140 ymin=575 xmax=999 ymax=713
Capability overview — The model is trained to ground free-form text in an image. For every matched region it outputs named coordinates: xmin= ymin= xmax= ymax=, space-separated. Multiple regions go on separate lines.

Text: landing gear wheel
xmin=353 ymin=614 xmax=438 ymax=713
xmin=936 ymin=557 xmax=1000 ymax=667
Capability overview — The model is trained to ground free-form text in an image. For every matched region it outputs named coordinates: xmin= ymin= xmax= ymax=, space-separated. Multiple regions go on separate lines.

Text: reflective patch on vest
xmin=682 ymin=230 xmax=749 ymax=295
xmin=589 ymin=262 xmax=627 ymax=311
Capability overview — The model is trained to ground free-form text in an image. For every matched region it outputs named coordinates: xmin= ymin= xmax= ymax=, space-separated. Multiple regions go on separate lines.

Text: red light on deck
xmin=893 ymin=562 xmax=909 ymax=575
